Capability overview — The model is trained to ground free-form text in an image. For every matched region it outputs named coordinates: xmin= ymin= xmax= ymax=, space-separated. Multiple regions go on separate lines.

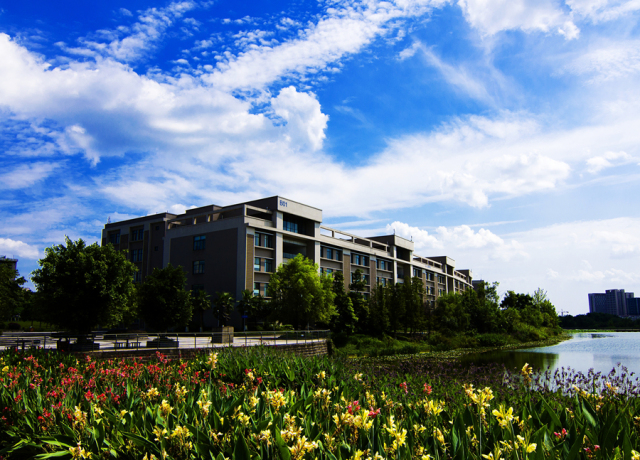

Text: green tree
xmin=192 ymin=289 xmax=212 ymax=331
xmin=213 ymin=292 xmax=235 ymax=327
xmin=349 ymin=269 xmax=369 ymax=332
xmin=403 ymin=277 xmax=426 ymax=333
xmin=0 ymin=264 xmax=28 ymax=321
xmin=389 ymin=283 xmax=406 ymax=336
xmin=368 ymin=282 xmax=390 ymax=335
xmin=237 ymin=289 xmax=270 ymax=327
xmin=434 ymin=292 xmax=470 ymax=333
xmin=463 ymin=287 xmax=499 ymax=333
xmin=532 ymin=288 xmax=559 ymax=328
xmin=331 ymin=271 xmax=357 ymax=334
xmin=138 ymin=264 xmax=193 ymax=332
xmin=267 ymin=254 xmax=336 ymax=328
xmin=31 ymin=237 xmax=137 ymax=335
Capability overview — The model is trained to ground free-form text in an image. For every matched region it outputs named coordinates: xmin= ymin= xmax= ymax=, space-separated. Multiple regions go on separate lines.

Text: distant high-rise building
xmin=588 ymin=293 xmax=607 ymax=314
xmin=588 ymin=289 xmax=640 ymax=317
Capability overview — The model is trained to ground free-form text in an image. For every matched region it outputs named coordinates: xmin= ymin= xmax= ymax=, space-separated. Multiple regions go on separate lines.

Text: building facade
xmin=102 ymin=196 xmax=474 ymax=327
xmin=0 ymin=256 xmax=18 ymax=273
xmin=588 ymin=289 xmax=640 ymax=317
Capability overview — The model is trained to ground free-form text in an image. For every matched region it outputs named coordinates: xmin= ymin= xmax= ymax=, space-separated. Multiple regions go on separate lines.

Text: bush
xmin=331 ymin=332 xmax=349 ymax=348
xmin=477 ymin=333 xmax=509 ymax=347
xmin=7 ymin=322 xmax=20 ymax=330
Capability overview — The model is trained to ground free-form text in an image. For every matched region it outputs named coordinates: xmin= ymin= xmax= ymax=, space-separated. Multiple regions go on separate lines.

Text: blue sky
xmin=2 ymin=0 xmax=640 ymax=315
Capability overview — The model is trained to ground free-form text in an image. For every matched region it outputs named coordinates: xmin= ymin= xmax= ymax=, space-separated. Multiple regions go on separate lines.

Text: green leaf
xmin=541 ymin=396 xmax=561 ymax=428
xmin=567 ymin=425 xmax=585 ymax=460
xmin=274 ymin=427 xmax=291 ymax=460
xmin=121 ymin=431 xmax=160 ymax=454
xmin=35 ymin=451 xmax=73 ymax=459
xmin=232 ymin=432 xmax=251 ymax=460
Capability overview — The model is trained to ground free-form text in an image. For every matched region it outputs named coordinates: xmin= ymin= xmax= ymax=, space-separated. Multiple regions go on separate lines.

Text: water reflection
xmin=458 ymin=332 xmax=640 ymax=376
xmin=460 ymin=351 xmax=558 ymax=371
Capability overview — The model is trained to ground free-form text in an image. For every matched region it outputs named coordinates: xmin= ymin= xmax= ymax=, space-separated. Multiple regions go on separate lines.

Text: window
xmin=413 ymin=268 xmax=422 ymax=277
xmin=438 ymin=275 xmax=445 ymax=284
xmin=254 ymin=257 xmax=260 ymax=271
xmin=326 ymin=248 xmax=332 ymax=259
xmin=263 ymin=283 xmax=269 ymax=297
xmin=192 ymin=284 xmax=204 ymax=292
xmin=109 ymin=232 xmax=120 ymax=244
xmin=193 ymin=235 xmax=206 ymax=251
xmin=193 ymin=260 xmax=205 ymax=274
xmin=131 ymin=249 xmax=143 ymax=263
xmin=283 ymin=220 xmax=299 ymax=233
xmin=265 ymin=259 xmax=273 ymax=273
xmin=131 ymin=228 xmax=143 ymax=241
xmin=133 ymin=271 xmax=141 ymax=282
xmin=253 ymin=282 xmax=260 ymax=296
xmin=397 ymin=269 xmax=404 ymax=279
xmin=255 ymin=232 xmax=274 ymax=248
xmin=353 ymin=254 xmax=360 ymax=265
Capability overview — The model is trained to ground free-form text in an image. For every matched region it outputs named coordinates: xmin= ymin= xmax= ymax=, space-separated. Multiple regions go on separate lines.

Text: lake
xmin=459 ymin=332 xmax=640 ymax=376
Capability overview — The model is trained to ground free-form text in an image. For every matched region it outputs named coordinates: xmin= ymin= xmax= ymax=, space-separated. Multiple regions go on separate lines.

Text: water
xmin=459 ymin=332 xmax=640 ymax=376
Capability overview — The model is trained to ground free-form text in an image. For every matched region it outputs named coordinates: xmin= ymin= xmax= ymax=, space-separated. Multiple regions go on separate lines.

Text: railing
xmin=0 ymin=330 xmax=331 ymax=352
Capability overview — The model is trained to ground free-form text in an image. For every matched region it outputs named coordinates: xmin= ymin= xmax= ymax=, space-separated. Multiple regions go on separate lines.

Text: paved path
xmin=0 ymin=332 xmax=327 ymax=352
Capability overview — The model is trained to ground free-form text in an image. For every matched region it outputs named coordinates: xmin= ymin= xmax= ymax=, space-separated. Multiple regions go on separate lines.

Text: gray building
xmin=102 ymin=196 xmax=474 ymax=328
xmin=589 ymin=289 xmax=640 ymax=317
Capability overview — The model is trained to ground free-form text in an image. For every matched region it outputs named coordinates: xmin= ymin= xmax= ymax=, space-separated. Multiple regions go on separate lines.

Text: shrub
xmin=477 ymin=333 xmax=509 ymax=347
xmin=7 ymin=322 xmax=20 ymax=330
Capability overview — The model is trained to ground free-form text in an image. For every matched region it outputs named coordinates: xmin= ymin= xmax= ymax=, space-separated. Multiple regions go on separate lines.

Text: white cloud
xmin=564 ymin=40 xmax=640 ymax=83
xmin=566 ymin=0 xmax=640 ymax=22
xmin=0 ymin=238 xmax=40 ymax=259
xmin=0 ymin=162 xmax=59 ymax=189
xmin=406 ymin=42 xmax=493 ymax=102
xmin=586 ymin=150 xmax=632 ymax=173
xmin=386 ymin=221 xmax=527 ymax=261
xmin=79 ymin=1 xmax=197 ymax=62
xmin=457 ymin=0 xmax=579 ymax=39
xmin=203 ymin=0 xmax=444 ymax=91
xmin=271 ymin=87 xmax=329 ymax=152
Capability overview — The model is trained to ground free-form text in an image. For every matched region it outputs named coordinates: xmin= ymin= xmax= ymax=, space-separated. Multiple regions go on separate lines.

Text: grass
xmin=333 ymin=328 xmax=568 ymax=358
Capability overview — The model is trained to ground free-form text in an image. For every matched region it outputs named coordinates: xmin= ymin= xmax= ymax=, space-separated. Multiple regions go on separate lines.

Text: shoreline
xmin=350 ymin=332 xmax=571 ymax=361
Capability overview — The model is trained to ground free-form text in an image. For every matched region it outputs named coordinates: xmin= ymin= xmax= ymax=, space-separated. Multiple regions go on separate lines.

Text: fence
xmin=0 ymin=330 xmax=331 ymax=353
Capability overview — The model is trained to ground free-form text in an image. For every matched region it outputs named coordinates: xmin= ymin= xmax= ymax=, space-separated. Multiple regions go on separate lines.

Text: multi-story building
xmin=0 ymin=256 xmax=18 ymax=273
xmin=588 ymin=289 xmax=640 ymax=317
xmin=102 ymin=196 xmax=474 ymax=327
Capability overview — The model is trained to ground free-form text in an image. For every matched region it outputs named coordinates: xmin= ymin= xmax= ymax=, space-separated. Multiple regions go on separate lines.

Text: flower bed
xmin=1 ymin=348 xmax=640 ymax=459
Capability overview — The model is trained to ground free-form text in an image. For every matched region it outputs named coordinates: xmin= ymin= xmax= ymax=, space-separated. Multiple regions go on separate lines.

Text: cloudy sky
xmin=1 ymin=0 xmax=639 ymax=315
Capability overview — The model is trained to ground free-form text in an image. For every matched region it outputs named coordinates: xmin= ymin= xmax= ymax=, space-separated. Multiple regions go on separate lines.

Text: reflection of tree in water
xmin=460 ymin=351 xmax=559 ymax=372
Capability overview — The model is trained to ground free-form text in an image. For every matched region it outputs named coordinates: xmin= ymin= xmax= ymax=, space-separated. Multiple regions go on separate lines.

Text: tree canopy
xmin=138 ymin=263 xmax=193 ymax=332
xmin=267 ymin=254 xmax=336 ymax=328
xmin=0 ymin=264 xmax=28 ymax=322
xmin=31 ymin=237 xmax=137 ymax=334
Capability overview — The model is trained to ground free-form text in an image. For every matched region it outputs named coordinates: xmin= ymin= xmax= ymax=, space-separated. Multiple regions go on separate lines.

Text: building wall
xmin=102 ymin=195 xmax=475 ymax=330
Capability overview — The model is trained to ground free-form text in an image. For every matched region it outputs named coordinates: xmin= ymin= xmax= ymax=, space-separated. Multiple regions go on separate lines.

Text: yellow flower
xmin=434 ymin=428 xmax=445 ymax=446
xmin=69 ymin=443 xmax=92 ymax=459
xmin=1 ymin=366 xmax=8 ymax=373
xmin=526 ymin=443 xmax=537 ymax=453
xmin=631 ymin=450 xmax=640 ymax=460
xmin=153 ymin=426 xmax=168 ymax=441
xmin=492 ymin=405 xmax=514 ymax=429
xmin=317 ymin=371 xmax=326 ymax=380
xmin=145 ymin=387 xmax=159 ymax=400
xmin=160 ymin=400 xmax=172 ymax=417
xmin=207 ymin=352 xmax=218 ymax=368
